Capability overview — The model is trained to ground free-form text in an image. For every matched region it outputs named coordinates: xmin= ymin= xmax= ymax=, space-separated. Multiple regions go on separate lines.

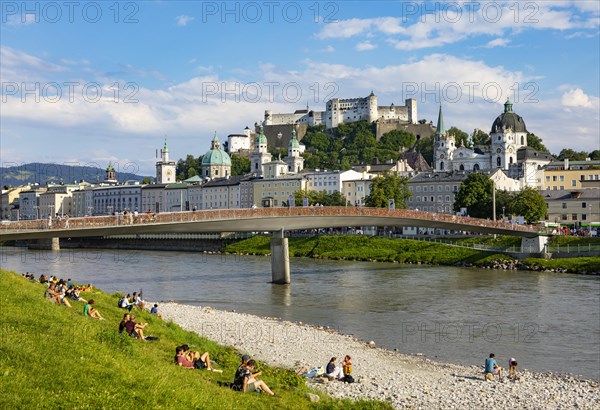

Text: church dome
xmin=201 ymin=133 xmax=232 ymax=166
xmin=491 ymin=99 xmax=528 ymax=134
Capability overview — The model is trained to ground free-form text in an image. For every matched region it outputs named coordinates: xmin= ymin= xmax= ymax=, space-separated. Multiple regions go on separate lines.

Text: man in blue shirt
xmin=484 ymin=353 xmax=504 ymax=381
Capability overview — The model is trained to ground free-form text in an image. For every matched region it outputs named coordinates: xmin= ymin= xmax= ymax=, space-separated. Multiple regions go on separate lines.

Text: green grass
xmin=0 ymin=270 xmax=392 ymax=410
xmin=224 ymin=235 xmax=600 ymax=273
xmin=521 ymin=257 xmax=600 ymax=273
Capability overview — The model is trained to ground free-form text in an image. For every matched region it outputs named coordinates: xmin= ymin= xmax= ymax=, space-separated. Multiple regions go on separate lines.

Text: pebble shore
xmin=158 ymin=302 xmax=599 ymax=409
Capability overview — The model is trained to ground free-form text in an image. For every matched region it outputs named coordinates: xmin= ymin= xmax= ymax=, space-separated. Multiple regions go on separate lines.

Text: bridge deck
xmin=0 ymin=207 xmax=545 ymax=241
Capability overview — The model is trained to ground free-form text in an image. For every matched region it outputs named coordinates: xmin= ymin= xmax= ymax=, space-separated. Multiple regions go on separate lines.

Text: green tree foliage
xmin=416 ymin=135 xmax=434 ymax=165
xmin=142 ymin=177 xmax=153 ymax=184
xmin=176 ymin=155 xmax=202 ymax=180
xmin=589 ymin=150 xmax=600 ymax=160
xmin=448 ymin=126 xmax=470 ymax=148
xmin=471 ymin=129 xmax=490 ymax=146
xmin=231 ymin=155 xmax=250 ymax=176
xmin=526 ymin=133 xmax=549 ymax=153
xmin=293 ymin=190 xmax=348 ymax=206
xmin=453 ymin=173 xmax=493 ymax=218
xmin=379 ymin=130 xmax=417 ymax=151
xmin=511 ymin=187 xmax=548 ymax=223
xmin=364 ymin=174 xmax=411 ymax=208
xmin=557 ymin=148 xmax=588 ymax=161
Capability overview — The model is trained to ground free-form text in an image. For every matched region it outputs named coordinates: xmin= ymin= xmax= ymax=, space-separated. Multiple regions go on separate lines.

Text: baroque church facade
xmin=433 ymin=100 xmax=529 ymax=173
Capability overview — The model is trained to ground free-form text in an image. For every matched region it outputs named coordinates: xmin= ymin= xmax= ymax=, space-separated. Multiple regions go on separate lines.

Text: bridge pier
xmin=270 ymin=229 xmax=290 ymax=284
xmin=521 ymin=236 xmax=548 ymax=254
xmin=27 ymin=237 xmax=60 ymax=251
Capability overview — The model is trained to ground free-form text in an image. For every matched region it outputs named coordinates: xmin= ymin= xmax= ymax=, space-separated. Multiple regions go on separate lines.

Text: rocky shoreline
xmin=158 ymin=302 xmax=599 ymax=409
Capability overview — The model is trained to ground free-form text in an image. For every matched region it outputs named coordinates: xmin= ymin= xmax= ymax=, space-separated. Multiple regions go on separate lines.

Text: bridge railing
xmin=0 ymin=207 xmax=543 ymax=235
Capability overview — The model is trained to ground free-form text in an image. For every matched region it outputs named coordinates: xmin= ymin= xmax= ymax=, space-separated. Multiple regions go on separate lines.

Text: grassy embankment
xmin=223 ymin=236 xmax=600 ymax=273
xmin=0 ymin=270 xmax=392 ymax=410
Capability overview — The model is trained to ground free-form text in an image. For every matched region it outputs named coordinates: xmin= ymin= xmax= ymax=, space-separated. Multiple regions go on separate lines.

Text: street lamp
xmin=88 ymin=206 xmax=94 ymax=217
xmin=502 ymin=206 xmax=505 ymax=220
xmin=34 ymin=205 xmax=39 ymax=220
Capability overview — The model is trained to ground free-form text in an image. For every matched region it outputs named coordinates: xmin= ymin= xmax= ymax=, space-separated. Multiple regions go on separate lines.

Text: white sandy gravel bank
xmin=158 ymin=302 xmax=599 ymax=409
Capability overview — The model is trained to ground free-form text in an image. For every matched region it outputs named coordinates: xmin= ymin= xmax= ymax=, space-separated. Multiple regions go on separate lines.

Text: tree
xmin=142 ymin=177 xmax=153 ymax=184
xmin=526 ymin=133 xmax=549 ymax=153
xmin=590 ymin=150 xmax=600 ymax=160
xmin=471 ymin=129 xmax=490 ymax=146
xmin=379 ymin=130 xmax=416 ymax=151
xmin=558 ymin=148 xmax=588 ymax=161
xmin=364 ymin=174 xmax=411 ymax=208
xmin=415 ymin=135 xmax=433 ymax=166
xmin=511 ymin=187 xmax=548 ymax=223
xmin=293 ymin=190 xmax=347 ymax=206
xmin=448 ymin=126 xmax=470 ymax=148
xmin=453 ymin=173 xmax=493 ymax=219
xmin=231 ymin=155 xmax=250 ymax=176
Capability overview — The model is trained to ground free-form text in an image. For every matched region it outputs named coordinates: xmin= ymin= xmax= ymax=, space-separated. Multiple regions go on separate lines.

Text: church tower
xmin=105 ymin=162 xmax=117 ymax=184
xmin=156 ymin=139 xmax=176 ymax=184
xmin=433 ymin=104 xmax=455 ymax=172
xmin=490 ymin=99 xmax=528 ymax=170
xmin=250 ymin=123 xmax=272 ymax=176
xmin=284 ymin=127 xmax=304 ymax=173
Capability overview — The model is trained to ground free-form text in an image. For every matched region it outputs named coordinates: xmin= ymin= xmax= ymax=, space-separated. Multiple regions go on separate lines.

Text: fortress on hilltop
xmin=264 ymin=91 xmax=417 ymax=129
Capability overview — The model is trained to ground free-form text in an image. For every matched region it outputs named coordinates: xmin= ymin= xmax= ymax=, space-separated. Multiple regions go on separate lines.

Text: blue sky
xmin=1 ymin=1 xmax=599 ymax=176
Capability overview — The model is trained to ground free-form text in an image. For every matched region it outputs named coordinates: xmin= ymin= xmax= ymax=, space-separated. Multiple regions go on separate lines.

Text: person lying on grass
xmin=174 ymin=345 xmax=221 ymax=371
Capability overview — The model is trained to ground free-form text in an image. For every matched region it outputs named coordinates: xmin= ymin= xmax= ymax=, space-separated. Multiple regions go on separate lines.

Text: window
xmin=572 ymin=213 xmax=578 ymax=221
xmin=582 ymin=202 xmax=587 ymax=208
xmin=572 ymin=180 xmax=577 ymax=187
xmin=553 ymin=176 xmax=557 ymax=182
xmin=582 ymin=214 xmax=587 ymax=221
xmin=559 ymin=176 xmax=564 ymax=182
xmin=497 ymin=157 xmax=501 ymax=167
xmin=440 ymin=161 xmax=444 ymax=170
xmin=546 ymin=176 xmax=550 ymax=182
xmin=561 ymin=214 xmax=568 ymax=220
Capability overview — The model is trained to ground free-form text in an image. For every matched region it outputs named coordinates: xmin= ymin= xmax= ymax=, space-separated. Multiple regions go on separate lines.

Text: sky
xmin=1 ymin=0 xmax=599 ymax=176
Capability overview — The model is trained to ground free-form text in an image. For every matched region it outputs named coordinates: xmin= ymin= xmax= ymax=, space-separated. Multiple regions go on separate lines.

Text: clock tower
xmin=156 ymin=139 xmax=176 ymax=183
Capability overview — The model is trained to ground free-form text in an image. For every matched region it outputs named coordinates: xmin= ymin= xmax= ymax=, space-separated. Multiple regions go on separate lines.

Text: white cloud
xmin=175 ymin=15 xmax=194 ymax=27
xmin=485 ymin=38 xmax=511 ymax=48
xmin=321 ymin=45 xmax=336 ymax=53
xmin=316 ymin=2 xmax=599 ymax=51
xmin=561 ymin=88 xmax=595 ymax=108
xmin=356 ymin=41 xmax=377 ymax=51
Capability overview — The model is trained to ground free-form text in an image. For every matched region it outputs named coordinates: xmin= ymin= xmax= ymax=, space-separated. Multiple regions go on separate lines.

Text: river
xmin=2 ymin=246 xmax=599 ymax=380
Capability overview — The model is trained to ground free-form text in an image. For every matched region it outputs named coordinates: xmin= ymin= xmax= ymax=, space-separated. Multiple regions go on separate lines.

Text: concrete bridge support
xmin=27 ymin=237 xmax=60 ymax=251
xmin=270 ymin=230 xmax=290 ymax=284
xmin=521 ymin=236 xmax=548 ymax=254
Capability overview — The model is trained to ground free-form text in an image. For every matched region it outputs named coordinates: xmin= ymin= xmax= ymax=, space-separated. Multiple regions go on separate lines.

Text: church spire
xmin=435 ymin=104 xmax=446 ymax=136
xmin=504 ymin=98 xmax=513 ymax=113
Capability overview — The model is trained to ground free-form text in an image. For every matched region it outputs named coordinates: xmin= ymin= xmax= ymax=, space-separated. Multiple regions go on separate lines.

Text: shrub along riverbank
xmin=223 ymin=236 xmax=600 ymax=274
xmin=0 ymin=270 xmax=392 ymax=409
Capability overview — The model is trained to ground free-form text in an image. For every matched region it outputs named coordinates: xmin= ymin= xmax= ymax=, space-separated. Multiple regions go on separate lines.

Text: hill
xmin=1 ymin=162 xmax=149 ymax=187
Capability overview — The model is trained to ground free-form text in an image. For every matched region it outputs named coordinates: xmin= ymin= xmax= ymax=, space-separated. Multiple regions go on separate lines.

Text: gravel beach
xmin=159 ymin=302 xmax=599 ymax=409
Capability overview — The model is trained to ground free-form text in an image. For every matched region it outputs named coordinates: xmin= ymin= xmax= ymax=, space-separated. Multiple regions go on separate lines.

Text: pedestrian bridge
xmin=0 ymin=207 xmax=549 ymax=283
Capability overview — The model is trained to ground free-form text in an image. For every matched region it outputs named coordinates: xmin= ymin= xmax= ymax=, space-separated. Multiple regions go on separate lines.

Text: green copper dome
xmin=202 ymin=133 xmax=232 ymax=166
xmin=491 ymin=100 xmax=528 ymax=134
xmin=255 ymin=124 xmax=268 ymax=145
xmin=288 ymin=129 xmax=300 ymax=149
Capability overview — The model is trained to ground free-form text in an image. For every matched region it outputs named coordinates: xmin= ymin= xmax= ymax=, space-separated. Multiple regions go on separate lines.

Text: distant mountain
xmin=0 ymin=162 xmax=150 ymax=188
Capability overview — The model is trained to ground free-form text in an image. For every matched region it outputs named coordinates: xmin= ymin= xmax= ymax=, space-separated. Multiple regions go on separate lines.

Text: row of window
xmin=546 ymin=174 xmax=600 ymax=182
xmin=411 ymin=185 xmax=459 ymax=192
xmin=559 ymin=214 xmax=590 ymax=221
xmin=561 ymin=202 xmax=591 ymax=209
xmin=410 ymin=195 xmax=453 ymax=203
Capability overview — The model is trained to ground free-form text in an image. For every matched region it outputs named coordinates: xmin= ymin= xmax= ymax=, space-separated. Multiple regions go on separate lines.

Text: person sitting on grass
xmin=119 ymin=313 xmax=147 ymax=340
xmin=119 ymin=295 xmax=133 ymax=311
xmin=83 ymin=299 xmax=104 ymax=320
xmin=150 ymin=303 xmax=163 ymax=319
xmin=55 ymin=280 xmax=72 ymax=308
xmin=232 ymin=359 xmax=275 ymax=395
xmin=484 ymin=353 xmax=503 ymax=381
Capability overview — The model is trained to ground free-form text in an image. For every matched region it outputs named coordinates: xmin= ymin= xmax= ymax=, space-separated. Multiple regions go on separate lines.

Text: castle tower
xmin=368 ymin=90 xmax=378 ymax=122
xmin=156 ymin=138 xmax=176 ymax=184
xmin=433 ymin=104 xmax=455 ymax=172
xmin=250 ymin=123 xmax=272 ymax=176
xmin=406 ymin=98 xmax=417 ymax=124
xmin=264 ymin=110 xmax=273 ymax=126
xmin=284 ymin=128 xmax=304 ymax=173
xmin=490 ymin=99 xmax=528 ymax=170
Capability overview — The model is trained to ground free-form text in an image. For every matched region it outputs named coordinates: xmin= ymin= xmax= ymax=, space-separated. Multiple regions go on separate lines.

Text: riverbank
xmin=159 ymin=302 xmax=599 ymax=409
xmin=0 ymin=271 xmax=390 ymax=409
xmin=224 ymin=235 xmax=600 ymax=274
